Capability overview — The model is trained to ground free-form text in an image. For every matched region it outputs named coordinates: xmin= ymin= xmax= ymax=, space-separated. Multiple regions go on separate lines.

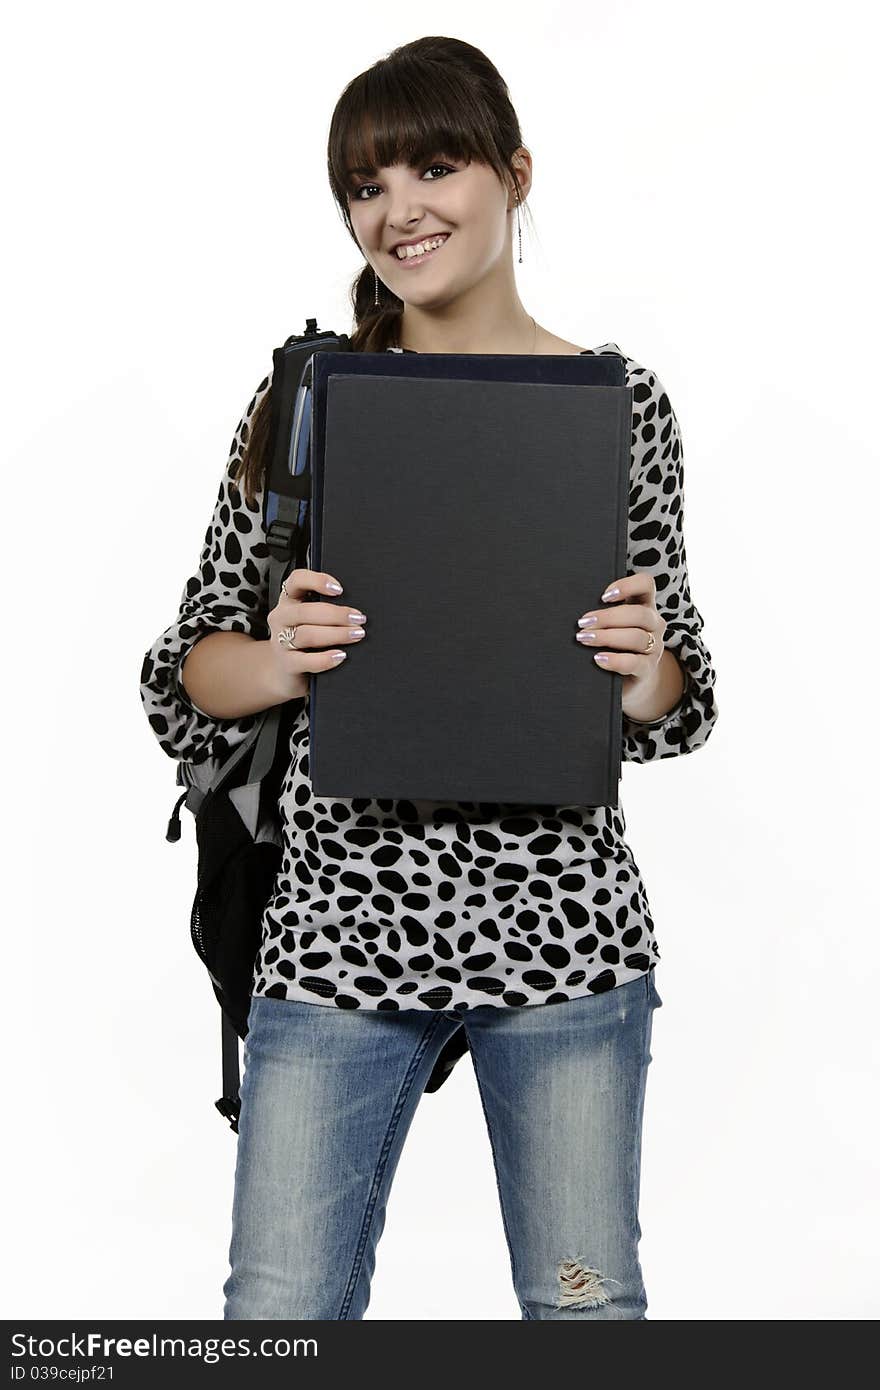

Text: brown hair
xmin=232 ymin=35 xmax=534 ymax=505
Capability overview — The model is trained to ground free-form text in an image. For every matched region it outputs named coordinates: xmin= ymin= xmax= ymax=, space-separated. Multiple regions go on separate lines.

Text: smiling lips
xmin=390 ymin=232 xmax=451 ymax=267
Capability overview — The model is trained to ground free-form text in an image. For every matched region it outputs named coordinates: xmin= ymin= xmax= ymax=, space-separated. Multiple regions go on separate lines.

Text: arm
xmin=138 ymin=368 xmax=289 ymax=768
xmin=622 ymin=645 xmax=687 ymax=725
xmin=620 ymin=360 xmax=719 ymax=762
xmin=180 ymin=630 xmax=306 ymax=719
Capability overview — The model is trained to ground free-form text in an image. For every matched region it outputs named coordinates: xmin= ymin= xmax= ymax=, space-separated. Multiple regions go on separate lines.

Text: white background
xmin=5 ymin=0 xmax=878 ymax=1321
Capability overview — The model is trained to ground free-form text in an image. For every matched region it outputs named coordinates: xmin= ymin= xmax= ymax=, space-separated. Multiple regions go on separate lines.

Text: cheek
xmin=349 ymin=203 xmax=373 ymax=241
xmin=457 ymin=196 xmax=506 ymax=246
xmin=466 ymin=216 xmax=509 ymax=265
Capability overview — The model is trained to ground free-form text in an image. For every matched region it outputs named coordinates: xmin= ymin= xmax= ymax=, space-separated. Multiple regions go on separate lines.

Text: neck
xmin=399 ymin=314 xmax=538 ymax=355
xmin=396 ymin=279 xmax=539 ymax=354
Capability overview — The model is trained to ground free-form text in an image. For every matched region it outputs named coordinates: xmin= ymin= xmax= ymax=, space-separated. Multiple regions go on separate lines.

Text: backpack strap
xmin=216 ymin=1011 xmax=243 ymax=1131
xmin=240 ymin=321 xmax=353 ymax=830
xmin=264 ymin=319 xmax=351 ymax=585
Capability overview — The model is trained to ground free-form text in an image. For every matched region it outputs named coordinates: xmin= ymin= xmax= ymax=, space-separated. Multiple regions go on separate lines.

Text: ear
xmin=510 ymin=147 xmax=534 ymax=206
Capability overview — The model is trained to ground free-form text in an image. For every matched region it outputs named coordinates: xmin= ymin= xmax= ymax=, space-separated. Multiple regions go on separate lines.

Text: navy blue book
xmin=306 ymin=350 xmax=631 ymax=807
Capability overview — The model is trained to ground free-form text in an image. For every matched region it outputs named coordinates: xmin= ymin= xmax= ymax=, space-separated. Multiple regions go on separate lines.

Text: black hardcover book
xmin=306 ymin=351 xmax=631 ymax=807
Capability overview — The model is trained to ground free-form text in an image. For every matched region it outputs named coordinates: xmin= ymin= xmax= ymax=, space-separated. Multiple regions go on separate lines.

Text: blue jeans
xmin=223 ymin=970 xmax=663 ymax=1320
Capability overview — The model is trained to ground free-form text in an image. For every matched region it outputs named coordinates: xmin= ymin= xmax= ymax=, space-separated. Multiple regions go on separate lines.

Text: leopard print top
xmin=140 ymin=342 xmax=719 ymax=1014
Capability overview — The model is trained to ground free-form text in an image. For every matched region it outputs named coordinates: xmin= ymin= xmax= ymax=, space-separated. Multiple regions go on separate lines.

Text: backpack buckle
xmin=215 ymin=1096 xmax=241 ymax=1132
xmin=266 ymin=517 xmax=298 ymax=562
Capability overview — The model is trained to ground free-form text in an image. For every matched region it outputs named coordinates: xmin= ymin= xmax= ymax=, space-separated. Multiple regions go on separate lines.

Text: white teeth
xmin=395 ymin=234 xmax=448 ymax=259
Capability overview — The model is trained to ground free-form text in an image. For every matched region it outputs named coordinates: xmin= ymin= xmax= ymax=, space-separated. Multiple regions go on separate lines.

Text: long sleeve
xmin=620 ymin=357 xmax=719 ymax=763
xmin=139 ymin=368 xmax=275 ymax=769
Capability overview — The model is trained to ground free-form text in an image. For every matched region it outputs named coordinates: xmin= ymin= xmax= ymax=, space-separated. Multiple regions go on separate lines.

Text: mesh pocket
xmin=190 ymin=782 xmax=282 ymax=1040
xmin=188 ymin=698 xmax=299 ymax=1038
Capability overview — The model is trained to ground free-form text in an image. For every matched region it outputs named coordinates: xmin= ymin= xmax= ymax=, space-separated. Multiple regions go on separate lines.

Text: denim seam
xmin=337 ymin=1012 xmax=449 ymax=1319
xmin=466 ymin=1037 xmax=525 ymax=1317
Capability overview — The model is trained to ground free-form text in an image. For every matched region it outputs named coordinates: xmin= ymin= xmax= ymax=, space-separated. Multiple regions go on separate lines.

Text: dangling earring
xmin=515 ymin=185 xmax=524 ymax=264
xmin=374 ymin=268 xmax=380 ymax=305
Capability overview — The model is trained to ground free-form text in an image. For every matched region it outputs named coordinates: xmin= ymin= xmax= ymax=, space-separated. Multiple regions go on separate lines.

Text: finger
xmin=280 ymin=623 xmax=366 ymax=650
xmin=292 ymin=647 xmax=351 ymax=671
xmin=277 ymin=596 xmax=368 ymax=627
xmin=592 ymin=650 xmax=653 ymax=676
xmin=577 ymin=622 xmax=661 ymax=651
xmin=599 ymin=572 xmax=656 ymax=605
xmin=578 ymin=602 xmax=659 ymax=630
xmin=279 ymin=569 xmax=345 ymax=599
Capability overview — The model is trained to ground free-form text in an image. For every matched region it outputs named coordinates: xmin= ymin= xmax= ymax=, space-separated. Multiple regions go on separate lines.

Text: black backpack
xmin=165 ymin=319 xmax=468 ymax=1131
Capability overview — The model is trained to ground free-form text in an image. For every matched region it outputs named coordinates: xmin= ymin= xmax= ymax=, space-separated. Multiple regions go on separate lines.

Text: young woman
xmin=140 ymin=35 xmax=719 ymax=1320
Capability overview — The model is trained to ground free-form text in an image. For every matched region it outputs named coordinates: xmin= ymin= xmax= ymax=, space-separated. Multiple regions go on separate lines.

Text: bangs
xmin=329 ymin=58 xmax=504 ymax=199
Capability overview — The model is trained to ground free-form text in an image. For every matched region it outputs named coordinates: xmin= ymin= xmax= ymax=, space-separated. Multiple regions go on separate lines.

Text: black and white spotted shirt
xmin=140 ymin=341 xmax=719 ymax=1012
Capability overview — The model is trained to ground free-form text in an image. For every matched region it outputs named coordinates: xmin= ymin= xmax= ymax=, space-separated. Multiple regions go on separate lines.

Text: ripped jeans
xmin=223 ymin=969 xmax=663 ymax=1320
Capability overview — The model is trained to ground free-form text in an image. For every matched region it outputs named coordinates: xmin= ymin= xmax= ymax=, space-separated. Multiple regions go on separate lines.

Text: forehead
xmin=342 ymin=125 xmax=473 ymax=180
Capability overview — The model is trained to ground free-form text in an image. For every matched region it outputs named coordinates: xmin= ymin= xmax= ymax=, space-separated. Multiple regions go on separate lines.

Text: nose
xmin=386 ymin=202 xmax=427 ymax=236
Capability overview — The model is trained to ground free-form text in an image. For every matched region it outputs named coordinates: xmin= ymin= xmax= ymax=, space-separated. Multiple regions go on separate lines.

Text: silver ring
xmin=645 ymin=632 xmax=656 ymax=653
xmin=278 ymin=625 xmax=299 ymax=650
xmin=281 ymin=577 xmax=292 ymax=599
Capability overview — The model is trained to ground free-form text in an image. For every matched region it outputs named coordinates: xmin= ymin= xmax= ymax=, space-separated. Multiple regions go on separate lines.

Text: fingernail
xmin=331 ymin=650 xmax=347 ymax=661
xmin=594 ymin=653 xmax=610 ymax=663
xmin=325 ymin=581 xmax=343 ymax=593
xmin=578 ymin=615 xmax=597 ymax=627
xmin=601 ymin=587 xmax=619 ymax=600
xmin=348 ymin=612 xmax=366 ymax=623
xmin=577 ymin=631 xmax=597 ymax=642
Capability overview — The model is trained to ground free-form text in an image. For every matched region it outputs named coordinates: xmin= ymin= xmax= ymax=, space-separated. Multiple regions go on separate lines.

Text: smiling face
xmin=347 ymin=151 xmax=526 ymax=309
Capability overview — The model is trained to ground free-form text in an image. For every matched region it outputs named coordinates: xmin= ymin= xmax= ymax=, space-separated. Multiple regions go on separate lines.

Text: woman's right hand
xmin=265 ymin=569 xmax=367 ymax=698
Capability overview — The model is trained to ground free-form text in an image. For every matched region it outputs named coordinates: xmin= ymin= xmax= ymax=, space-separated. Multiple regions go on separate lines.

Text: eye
xmin=351 ymin=162 xmax=456 ymax=201
xmin=423 ymin=162 xmax=454 ymax=181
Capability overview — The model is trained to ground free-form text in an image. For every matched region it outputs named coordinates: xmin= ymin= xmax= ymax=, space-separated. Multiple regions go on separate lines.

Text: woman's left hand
xmin=576 ymin=572 xmax=666 ymax=703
